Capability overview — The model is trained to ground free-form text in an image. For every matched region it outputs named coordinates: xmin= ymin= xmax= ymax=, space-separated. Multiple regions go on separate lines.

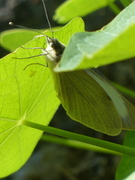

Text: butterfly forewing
xmin=49 ymin=68 xmax=122 ymax=135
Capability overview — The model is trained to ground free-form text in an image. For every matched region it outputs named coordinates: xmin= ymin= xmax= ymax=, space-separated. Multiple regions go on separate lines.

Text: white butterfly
xmin=43 ymin=36 xmax=135 ymax=136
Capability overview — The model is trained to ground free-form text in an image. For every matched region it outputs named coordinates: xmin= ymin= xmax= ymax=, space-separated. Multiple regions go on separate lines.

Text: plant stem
xmin=23 ymin=120 xmax=135 ymax=157
xmin=108 ymin=1 xmax=121 ymax=14
xmin=41 ymin=134 xmax=121 ymax=155
xmin=113 ymin=82 xmax=135 ymax=98
xmin=119 ymin=0 xmax=131 ymax=7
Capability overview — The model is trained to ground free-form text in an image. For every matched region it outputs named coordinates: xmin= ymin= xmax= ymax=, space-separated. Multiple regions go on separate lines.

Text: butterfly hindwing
xmin=52 ymin=69 xmax=123 ymax=135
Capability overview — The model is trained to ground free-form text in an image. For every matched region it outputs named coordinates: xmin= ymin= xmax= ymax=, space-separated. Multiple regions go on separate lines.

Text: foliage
xmin=0 ymin=0 xmax=135 ymax=178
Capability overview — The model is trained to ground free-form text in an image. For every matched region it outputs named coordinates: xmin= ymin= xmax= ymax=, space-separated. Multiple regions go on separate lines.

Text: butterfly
xmin=41 ymin=35 xmax=135 ymax=136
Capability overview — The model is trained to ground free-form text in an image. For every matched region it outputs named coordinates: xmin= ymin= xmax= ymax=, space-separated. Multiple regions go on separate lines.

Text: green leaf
xmin=54 ymin=0 xmax=116 ymax=23
xmin=0 ymin=27 xmax=61 ymax=52
xmin=0 ymin=29 xmax=39 ymax=52
xmin=0 ymin=46 xmax=59 ymax=177
xmin=116 ymin=131 xmax=135 ymax=180
xmin=0 ymin=17 xmax=84 ymax=177
xmin=55 ymin=1 xmax=135 ymax=72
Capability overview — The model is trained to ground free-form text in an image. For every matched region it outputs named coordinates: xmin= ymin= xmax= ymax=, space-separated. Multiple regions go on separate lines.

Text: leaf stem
xmin=119 ymin=0 xmax=131 ymax=7
xmin=108 ymin=1 xmax=121 ymax=14
xmin=23 ymin=120 xmax=135 ymax=157
xmin=113 ymin=82 xmax=135 ymax=98
xmin=41 ymin=134 xmax=121 ymax=155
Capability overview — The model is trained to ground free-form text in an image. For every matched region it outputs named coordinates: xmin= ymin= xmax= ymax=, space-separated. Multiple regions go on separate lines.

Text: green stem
xmin=119 ymin=0 xmax=131 ymax=7
xmin=108 ymin=1 xmax=121 ymax=15
xmin=41 ymin=134 xmax=121 ymax=155
xmin=113 ymin=82 xmax=135 ymax=98
xmin=23 ymin=120 xmax=135 ymax=157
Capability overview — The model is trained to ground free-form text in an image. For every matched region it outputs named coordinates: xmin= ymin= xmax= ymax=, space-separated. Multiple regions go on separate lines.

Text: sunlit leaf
xmin=0 ymin=17 xmax=84 ymax=177
xmin=54 ymin=0 xmax=116 ymax=23
xmin=55 ymin=1 xmax=135 ymax=72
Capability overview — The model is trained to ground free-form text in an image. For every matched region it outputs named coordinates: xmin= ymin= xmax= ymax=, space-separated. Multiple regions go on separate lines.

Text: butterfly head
xmin=45 ymin=36 xmax=65 ymax=63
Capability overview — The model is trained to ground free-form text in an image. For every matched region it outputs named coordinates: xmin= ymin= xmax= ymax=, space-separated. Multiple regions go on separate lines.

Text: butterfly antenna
xmin=42 ymin=0 xmax=54 ymax=38
xmin=9 ymin=22 xmax=46 ymax=35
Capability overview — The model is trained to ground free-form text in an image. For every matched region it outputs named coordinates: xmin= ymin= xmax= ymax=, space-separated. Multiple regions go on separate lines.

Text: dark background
xmin=0 ymin=0 xmax=135 ymax=179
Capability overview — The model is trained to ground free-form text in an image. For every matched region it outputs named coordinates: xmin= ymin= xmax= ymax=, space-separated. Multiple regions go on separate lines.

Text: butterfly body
xmin=45 ymin=37 xmax=65 ymax=62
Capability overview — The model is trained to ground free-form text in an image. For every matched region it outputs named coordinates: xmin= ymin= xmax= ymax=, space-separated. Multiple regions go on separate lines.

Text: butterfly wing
xmin=86 ymin=69 xmax=135 ymax=131
xmin=50 ymin=68 xmax=135 ymax=135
